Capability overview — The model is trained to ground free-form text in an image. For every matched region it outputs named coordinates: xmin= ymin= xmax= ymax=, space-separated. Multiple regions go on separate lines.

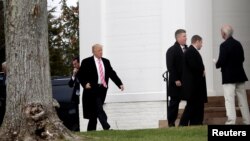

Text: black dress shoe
xmin=104 ymin=125 xmax=111 ymax=130
xmin=105 ymin=128 xmax=113 ymax=131
xmin=168 ymin=123 xmax=175 ymax=127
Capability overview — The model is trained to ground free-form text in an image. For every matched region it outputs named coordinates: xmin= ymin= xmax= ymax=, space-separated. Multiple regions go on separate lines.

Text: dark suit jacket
xmin=68 ymin=72 xmax=80 ymax=104
xmin=216 ymin=37 xmax=248 ymax=84
xmin=181 ymin=46 xmax=207 ymax=103
xmin=166 ymin=42 xmax=187 ymax=98
xmin=0 ymin=73 xmax=6 ymax=125
xmin=79 ymin=56 xmax=123 ymax=119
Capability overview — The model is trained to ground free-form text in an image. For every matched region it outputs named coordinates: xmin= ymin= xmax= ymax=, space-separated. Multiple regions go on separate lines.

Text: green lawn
xmin=76 ymin=125 xmax=207 ymax=141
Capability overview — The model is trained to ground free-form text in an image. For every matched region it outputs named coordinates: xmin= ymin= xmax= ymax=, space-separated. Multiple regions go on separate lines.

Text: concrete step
xmin=159 ymin=117 xmax=244 ymax=128
xmin=159 ymin=119 xmax=180 ymax=128
xmin=204 ymin=107 xmax=243 ymax=118
xmin=204 ymin=117 xmax=243 ymax=125
xmin=159 ymin=90 xmax=250 ymax=128
xmin=177 ymin=107 xmax=243 ymax=119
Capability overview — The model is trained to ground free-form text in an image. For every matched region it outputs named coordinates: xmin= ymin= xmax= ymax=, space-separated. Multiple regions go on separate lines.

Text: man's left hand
xmin=120 ymin=85 xmax=124 ymax=91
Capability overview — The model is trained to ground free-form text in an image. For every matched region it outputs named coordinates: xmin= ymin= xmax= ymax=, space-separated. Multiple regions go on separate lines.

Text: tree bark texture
xmin=0 ymin=0 xmax=79 ymax=140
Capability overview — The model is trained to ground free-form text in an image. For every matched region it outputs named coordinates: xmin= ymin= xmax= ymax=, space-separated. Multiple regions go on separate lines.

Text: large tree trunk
xmin=0 ymin=0 xmax=80 ymax=140
xmin=0 ymin=0 xmax=5 ymax=66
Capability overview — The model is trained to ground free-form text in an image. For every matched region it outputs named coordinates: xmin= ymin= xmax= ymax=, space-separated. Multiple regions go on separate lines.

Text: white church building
xmin=78 ymin=0 xmax=250 ymax=131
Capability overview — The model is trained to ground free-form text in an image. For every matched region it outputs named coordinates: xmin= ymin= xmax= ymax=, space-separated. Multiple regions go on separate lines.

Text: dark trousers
xmin=167 ymin=96 xmax=181 ymax=126
xmin=72 ymin=103 xmax=80 ymax=131
xmin=87 ymin=86 xmax=110 ymax=131
xmin=0 ymin=99 xmax=5 ymax=126
xmin=179 ymin=100 xmax=204 ymax=126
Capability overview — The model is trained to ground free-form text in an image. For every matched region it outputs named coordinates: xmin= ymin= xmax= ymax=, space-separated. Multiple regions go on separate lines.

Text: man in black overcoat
xmin=179 ymin=35 xmax=207 ymax=126
xmin=166 ymin=29 xmax=188 ymax=127
xmin=79 ymin=44 xmax=124 ymax=131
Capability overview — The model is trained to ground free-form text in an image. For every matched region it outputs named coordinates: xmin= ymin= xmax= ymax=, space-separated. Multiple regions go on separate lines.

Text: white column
xmin=79 ymin=0 xmax=105 ymax=59
xmin=79 ymin=0 xmax=105 ymax=132
xmin=161 ymin=0 xmax=186 ymax=84
xmin=161 ymin=0 xmax=186 ymax=50
xmin=185 ymin=0 xmax=214 ymax=95
xmin=213 ymin=0 xmax=250 ymax=92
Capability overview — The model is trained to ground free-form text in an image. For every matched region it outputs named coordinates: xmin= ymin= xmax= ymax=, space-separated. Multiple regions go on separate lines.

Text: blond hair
xmin=92 ymin=44 xmax=103 ymax=52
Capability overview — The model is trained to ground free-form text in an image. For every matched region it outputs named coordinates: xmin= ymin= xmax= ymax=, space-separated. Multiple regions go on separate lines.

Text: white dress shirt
xmin=94 ymin=56 xmax=105 ymax=84
xmin=181 ymin=45 xmax=186 ymax=52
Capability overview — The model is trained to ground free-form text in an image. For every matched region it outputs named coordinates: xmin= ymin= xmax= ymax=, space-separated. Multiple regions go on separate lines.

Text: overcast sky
xmin=48 ymin=0 xmax=78 ymax=15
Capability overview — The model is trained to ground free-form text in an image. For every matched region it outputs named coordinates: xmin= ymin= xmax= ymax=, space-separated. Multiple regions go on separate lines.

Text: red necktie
xmin=98 ymin=59 xmax=107 ymax=88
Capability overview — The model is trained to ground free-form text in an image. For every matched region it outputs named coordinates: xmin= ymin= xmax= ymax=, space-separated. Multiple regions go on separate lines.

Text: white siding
xmin=104 ymin=0 xmax=164 ymax=98
xmin=79 ymin=0 xmax=250 ymax=131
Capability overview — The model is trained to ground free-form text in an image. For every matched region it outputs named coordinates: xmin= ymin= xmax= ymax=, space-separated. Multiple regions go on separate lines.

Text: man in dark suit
xmin=179 ymin=35 xmax=207 ymax=126
xmin=215 ymin=25 xmax=250 ymax=125
xmin=166 ymin=29 xmax=188 ymax=127
xmin=68 ymin=57 xmax=80 ymax=131
xmin=79 ymin=44 xmax=124 ymax=131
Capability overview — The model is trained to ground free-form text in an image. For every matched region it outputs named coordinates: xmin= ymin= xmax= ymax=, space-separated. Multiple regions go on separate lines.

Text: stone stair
xmin=203 ymin=97 xmax=244 ymax=125
xmin=159 ymin=90 xmax=250 ymax=128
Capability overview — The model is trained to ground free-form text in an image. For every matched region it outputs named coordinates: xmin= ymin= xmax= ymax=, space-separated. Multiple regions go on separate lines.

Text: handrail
xmin=162 ymin=70 xmax=169 ymax=119
xmin=162 ymin=70 xmax=168 ymax=82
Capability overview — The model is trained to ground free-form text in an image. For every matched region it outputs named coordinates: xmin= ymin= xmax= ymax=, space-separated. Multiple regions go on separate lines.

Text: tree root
xmin=24 ymin=102 xmax=78 ymax=140
xmin=0 ymin=102 xmax=81 ymax=141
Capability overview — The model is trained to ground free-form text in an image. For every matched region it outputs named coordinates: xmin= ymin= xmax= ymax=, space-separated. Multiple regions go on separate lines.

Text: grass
xmin=75 ymin=125 xmax=207 ymax=141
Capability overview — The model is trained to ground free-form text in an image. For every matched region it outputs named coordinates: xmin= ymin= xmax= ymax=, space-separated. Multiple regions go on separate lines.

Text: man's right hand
xmin=73 ymin=68 xmax=78 ymax=76
xmin=175 ymin=80 xmax=182 ymax=87
xmin=85 ymin=83 xmax=91 ymax=89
